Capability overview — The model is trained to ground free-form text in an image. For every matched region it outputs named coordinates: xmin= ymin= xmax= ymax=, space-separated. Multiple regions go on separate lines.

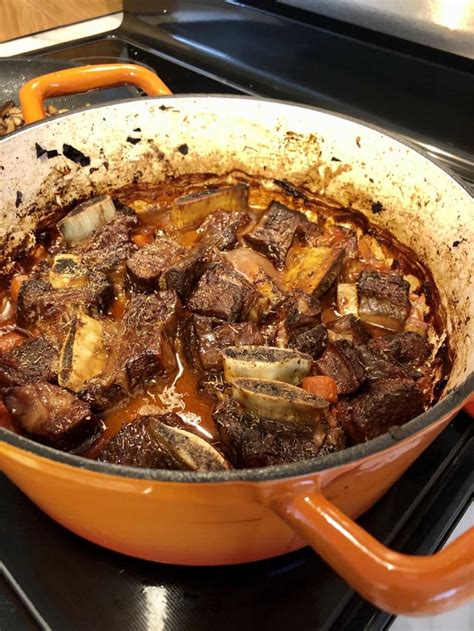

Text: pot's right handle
xmin=272 ymin=491 xmax=474 ymax=616
xmin=19 ymin=63 xmax=172 ymax=124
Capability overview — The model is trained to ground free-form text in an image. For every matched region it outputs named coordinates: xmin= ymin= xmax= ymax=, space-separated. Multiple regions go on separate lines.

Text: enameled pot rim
xmin=1 ymin=375 xmax=471 ymax=483
xmin=0 ymin=95 xmax=472 ymax=483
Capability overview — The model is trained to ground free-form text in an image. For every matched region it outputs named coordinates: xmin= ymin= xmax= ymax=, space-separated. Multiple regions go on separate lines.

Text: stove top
xmin=1 ymin=415 xmax=472 ymax=631
xmin=1 ymin=3 xmax=473 ymax=629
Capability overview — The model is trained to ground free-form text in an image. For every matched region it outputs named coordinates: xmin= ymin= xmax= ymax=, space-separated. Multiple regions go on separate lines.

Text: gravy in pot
xmin=0 ymin=175 xmax=447 ymax=471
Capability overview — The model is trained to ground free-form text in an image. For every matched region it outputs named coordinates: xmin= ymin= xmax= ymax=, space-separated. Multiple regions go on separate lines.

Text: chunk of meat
xmin=97 ymin=416 xmax=186 ymax=469
xmin=197 ymin=210 xmax=250 ymax=251
xmin=244 ymin=201 xmax=314 ymax=268
xmin=85 ymin=291 xmax=181 ymax=402
xmin=80 ymin=380 xmax=126 ymax=412
xmin=98 ymin=414 xmax=229 ymax=471
xmin=368 ymin=332 xmax=431 ymax=368
xmin=187 ymin=261 xmax=256 ymax=322
xmin=16 ymin=279 xmax=50 ymax=327
xmin=185 ymin=315 xmax=264 ymax=372
xmin=315 ymin=340 xmax=366 ymax=395
xmin=0 ymin=337 xmax=58 ymax=389
xmin=17 ymin=277 xmax=112 ymax=331
xmin=327 ymin=314 xmax=371 ymax=345
xmin=224 ymin=247 xmax=280 ymax=285
xmin=4 ymin=381 xmax=99 ymax=448
xmin=285 ymin=292 xmax=321 ymax=331
xmin=290 ymin=324 xmax=328 ymax=359
xmin=75 ymin=210 xmax=138 ymax=273
xmin=357 ymin=270 xmax=410 ymax=331
xmin=0 ymin=331 xmax=26 ymax=354
xmin=118 ymin=291 xmax=181 ymax=389
xmin=214 ymin=398 xmax=345 ymax=468
xmin=357 ymin=346 xmax=414 ymax=383
xmin=284 ymin=247 xmax=345 ymax=299
xmin=126 ymin=237 xmax=185 ymax=290
xmin=337 ymin=378 xmax=424 ymax=444
xmin=162 ymin=251 xmax=206 ymax=301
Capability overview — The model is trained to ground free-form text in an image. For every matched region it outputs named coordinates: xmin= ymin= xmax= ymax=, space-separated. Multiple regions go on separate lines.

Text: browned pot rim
xmin=1 ymin=374 xmax=471 ymax=483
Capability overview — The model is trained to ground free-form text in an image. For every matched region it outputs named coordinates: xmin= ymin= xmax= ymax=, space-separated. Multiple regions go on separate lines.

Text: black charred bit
xmin=35 ymin=142 xmax=46 ymax=158
xmin=273 ymin=178 xmax=309 ymax=201
xmin=62 ymin=144 xmax=90 ymax=167
xmin=371 ymin=201 xmax=383 ymax=214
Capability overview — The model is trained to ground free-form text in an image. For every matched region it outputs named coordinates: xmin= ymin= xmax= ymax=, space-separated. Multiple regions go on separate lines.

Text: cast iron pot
xmin=0 ymin=64 xmax=472 ymax=616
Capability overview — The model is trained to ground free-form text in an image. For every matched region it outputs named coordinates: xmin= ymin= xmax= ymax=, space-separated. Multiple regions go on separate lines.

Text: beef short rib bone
xmin=223 ymin=346 xmax=311 ymax=385
xmin=171 ymin=184 xmax=248 ymax=229
xmin=284 ymin=247 xmax=345 ymax=299
xmin=357 ymin=270 xmax=410 ymax=331
xmin=232 ymin=377 xmax=328 ymax=425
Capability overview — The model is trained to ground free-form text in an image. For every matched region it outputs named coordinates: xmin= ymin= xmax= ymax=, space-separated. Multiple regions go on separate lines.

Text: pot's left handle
xmin=19 ymin=63 xmax=172 ymax=124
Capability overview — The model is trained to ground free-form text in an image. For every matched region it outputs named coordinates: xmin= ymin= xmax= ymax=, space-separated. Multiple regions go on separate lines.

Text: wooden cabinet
xmin=0 ymin=0 xmax=122 ymax=42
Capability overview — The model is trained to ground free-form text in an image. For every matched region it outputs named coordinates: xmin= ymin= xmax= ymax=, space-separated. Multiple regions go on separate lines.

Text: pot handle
xmin=464 ymin=394 xmax=474 ymax=417
xmin=272 ymin=491 xmax=474 ymax=616
xmin=19 ymin=63 xmax=172 ymax=124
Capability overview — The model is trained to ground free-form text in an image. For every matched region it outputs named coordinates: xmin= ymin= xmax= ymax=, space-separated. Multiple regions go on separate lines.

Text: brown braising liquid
xmin=0 ymin=173 xmax=448 ymax=450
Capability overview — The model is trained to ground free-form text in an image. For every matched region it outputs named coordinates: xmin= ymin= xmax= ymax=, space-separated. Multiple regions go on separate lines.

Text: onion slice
xmin=57 ymin=195 xmax=116 ymax=247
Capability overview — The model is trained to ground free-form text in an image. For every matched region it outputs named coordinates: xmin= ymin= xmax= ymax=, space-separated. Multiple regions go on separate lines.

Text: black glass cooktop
xmin=1 ymin=3 xmax=473 ymax=629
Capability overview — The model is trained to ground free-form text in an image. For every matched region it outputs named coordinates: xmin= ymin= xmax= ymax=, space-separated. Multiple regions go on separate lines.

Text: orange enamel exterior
xmin=19 ymin=63 xmax=172 ymax=124
xmin=1 ymin=403 xmax=472 ymax=616
xmin=2 ymin=64 xmax=472 ymax=617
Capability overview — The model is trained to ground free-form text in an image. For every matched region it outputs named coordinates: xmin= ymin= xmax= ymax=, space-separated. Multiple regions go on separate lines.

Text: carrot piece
xmin=302 ymin=375 xmax=338 ymax=404
xmin=9 ymin=274 xmax=28 ymax=303
xmin=0 ymin=331 xmax=26 ymax=354
xmin=132 ymin=232 xmax=153 ymax=247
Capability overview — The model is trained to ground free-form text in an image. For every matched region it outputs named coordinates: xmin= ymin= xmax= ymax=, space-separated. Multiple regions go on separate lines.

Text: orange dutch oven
xmin=0 ymin=64 xmax=472 ymax=616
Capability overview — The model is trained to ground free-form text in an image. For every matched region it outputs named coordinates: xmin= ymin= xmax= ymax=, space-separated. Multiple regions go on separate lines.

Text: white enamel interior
xmin=0 ymin=96 xmax=472 ymax=395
